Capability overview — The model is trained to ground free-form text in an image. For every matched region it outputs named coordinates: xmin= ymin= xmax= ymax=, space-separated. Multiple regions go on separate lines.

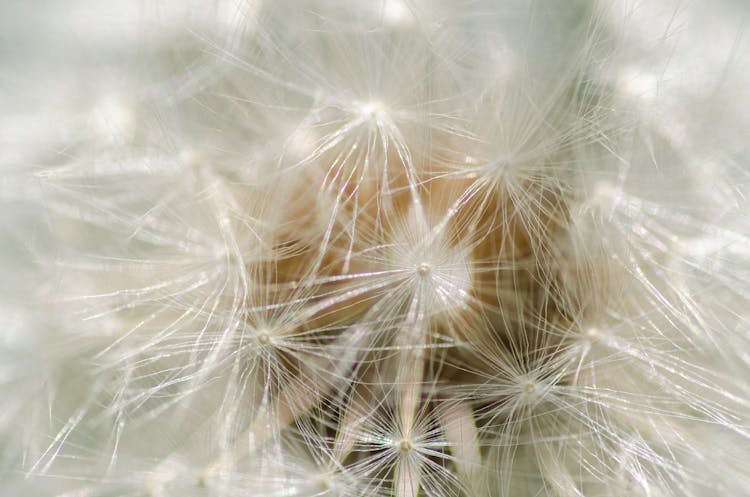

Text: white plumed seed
xmin=398 ymin=438 xmax=414 ymax=453
xmin=2 ymin=0 xmax=749 ymax=496
xmin=416 ymin=262 xmax=431 ymax=277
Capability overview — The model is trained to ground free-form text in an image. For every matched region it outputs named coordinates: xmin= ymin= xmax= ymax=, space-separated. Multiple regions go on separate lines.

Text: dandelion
xmin=1 ymin=0 xmax=749 ymax=496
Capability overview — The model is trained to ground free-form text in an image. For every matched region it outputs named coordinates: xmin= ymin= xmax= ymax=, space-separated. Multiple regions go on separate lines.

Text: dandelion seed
xmin=416 ymin=262 xmax=432 ymax=277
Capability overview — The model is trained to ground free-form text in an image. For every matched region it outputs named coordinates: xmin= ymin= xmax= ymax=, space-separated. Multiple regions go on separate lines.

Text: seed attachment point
xmin=257 ymin=329 xmax=271 ymax=345
xmin=399 ymin=438 xmax=414 ymax=453
xmin=417 ymin=262 xmax=432 ymax=277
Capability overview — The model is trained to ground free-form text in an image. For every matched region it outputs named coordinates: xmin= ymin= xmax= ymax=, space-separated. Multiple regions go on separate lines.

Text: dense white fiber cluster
xmin=2 ymin=1 xmax=750 ymax=496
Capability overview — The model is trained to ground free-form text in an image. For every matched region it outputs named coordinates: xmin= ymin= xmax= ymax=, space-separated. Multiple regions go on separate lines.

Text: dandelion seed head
xmin=416 ymin=262 xmax=432 ymax=277
xmin=585 ymin=327 xmax=600 ymax=339
xmin=515 ymin=375 xmax=550 ymax=405
xmin=305 ymin=469 xmax=346 ymax=496
xmin=592 ymin=181 xmax=619 ymax=205
xmin=5 ymin=1 xmax=750 ymax=496
xmin=256 ymin=328 xmax=272 ymax=346
xmin=520 ymin=380 xmax=537 ymax=396
xmin=398 ymin=438 xmax=414 ymax=453
xmin=358 ymin=100 xmax=387 ymax=121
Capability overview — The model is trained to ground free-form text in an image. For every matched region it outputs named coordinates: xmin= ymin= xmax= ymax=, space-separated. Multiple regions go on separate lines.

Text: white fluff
xmin=1 ymin=1 xmax=749 ymax=496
